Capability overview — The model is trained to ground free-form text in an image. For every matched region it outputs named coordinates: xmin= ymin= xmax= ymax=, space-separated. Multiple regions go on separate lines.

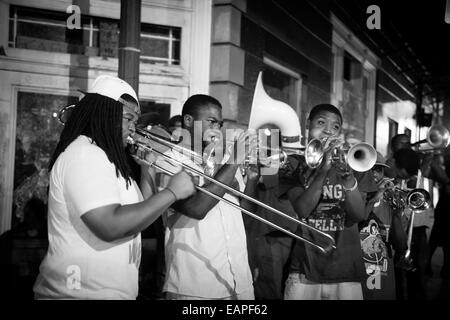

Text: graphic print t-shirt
xmin=358 ymin=199 xmax=396 ymax=299
xmin=285 ymin=156 xmax=365 ymax=283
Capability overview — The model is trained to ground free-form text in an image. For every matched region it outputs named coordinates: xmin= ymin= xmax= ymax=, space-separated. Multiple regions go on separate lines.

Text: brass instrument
xmin=55 ymin=104 xmax=76 ymax=124
xmin=227 ymin=71 xmax=303 ymax=173
xmin=248 ymin=72 xmax=304 ymax=152
xmin=412 ymin=124 xmax=450 ymax=154
xmin=386 ymin=184 xmax=433 ymax=271
xmin=382 ymin=180 xmax=408 ymax=210
xmin=304 ymin=137 xmax=377 ymax=172
xmin=56 ymin=87 xmax=337 ymax=255
xmin=127 ymin=127 xmax=336 ymax=254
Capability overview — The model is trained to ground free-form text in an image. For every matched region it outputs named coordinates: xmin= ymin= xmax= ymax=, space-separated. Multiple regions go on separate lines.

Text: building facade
xmin=0 ymin=0 xmax=212 ymax=233
xmin=0 ymin=0 xmax=440 ymax=233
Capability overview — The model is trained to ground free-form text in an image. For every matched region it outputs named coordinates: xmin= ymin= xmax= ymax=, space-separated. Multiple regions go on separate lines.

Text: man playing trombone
xmin=155 ymin=94 xmax=255 ymax=300
xmin=33 ymin=75 xmax=196 ymax=299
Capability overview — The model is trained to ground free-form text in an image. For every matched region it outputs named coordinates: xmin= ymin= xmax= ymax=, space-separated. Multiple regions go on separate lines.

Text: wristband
xmin=342 ymin=178 xmax=358 ymax=192
xmin=165 ymin=187 xmax=178 ymax=201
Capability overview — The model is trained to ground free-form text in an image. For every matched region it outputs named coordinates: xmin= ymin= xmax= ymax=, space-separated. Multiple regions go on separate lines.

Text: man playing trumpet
xmin=283 ymin=104 xmax=367 ymax=300
xmin=358 ymin=152 xmax=408 ymax=300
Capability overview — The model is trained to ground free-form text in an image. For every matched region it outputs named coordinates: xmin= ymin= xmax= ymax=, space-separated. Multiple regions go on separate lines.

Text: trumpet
xmin=242 ymin=147 xmax=288 ymax=170
xmin=380 ymin=178 xmax=432 ymax=271
xmin=391 ymin=186 xmax=432 ymax=272
xmin=382 ymin=180 xmax=408 ymax=210
xmin=55 ymin=94 xmax=336 ymax=255
xmin=412 ymin=124 xmax=450 ymax=154
xmin=304 ymin=137 xmax=377 ymax=172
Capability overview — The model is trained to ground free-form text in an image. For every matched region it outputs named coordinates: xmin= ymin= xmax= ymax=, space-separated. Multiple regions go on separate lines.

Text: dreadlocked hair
xmin=49 ymin=93 xmax=134 ymax=188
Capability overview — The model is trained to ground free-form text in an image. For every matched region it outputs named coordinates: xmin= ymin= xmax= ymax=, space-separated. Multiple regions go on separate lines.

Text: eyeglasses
xmin=205 ymin=118 xmax=224 ymax=128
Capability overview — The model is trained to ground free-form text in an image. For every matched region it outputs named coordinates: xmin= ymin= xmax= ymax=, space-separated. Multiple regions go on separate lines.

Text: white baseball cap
xmin=81 ymin=75 xmax=140 ymax=110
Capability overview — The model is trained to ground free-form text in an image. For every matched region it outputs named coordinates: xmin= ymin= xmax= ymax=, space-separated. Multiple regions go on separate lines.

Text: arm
xmin=333 ymin=162 xmax=366 ymax=224
xmin=343 ymin=178 xmax=367 ymax=224
xmin=139 ymin=165 xmax=156 ymax=199
xmin=428 ymin=158 xmax=450 ymax=184
xmin=240 ymin=165 xmax=260 ymax=213
xmin=288 ymin=170 xmax=328 ymax=219
xmin=73 ymin=149 xmax=195 ymax=242
xmin=81 ymin=188 xmax=179 ymax=242
xmin=172 ymin=163 xmax=239 ymax=220
xmin=173 ymin=132 xmax=254 ymax=220
xmin=384 ymin=157 xmax=398 ymax=179
xmin=389 ymin=208 xmax=408 ymax=254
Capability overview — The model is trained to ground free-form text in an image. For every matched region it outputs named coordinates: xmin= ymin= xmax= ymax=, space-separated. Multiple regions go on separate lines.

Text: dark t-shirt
xmin=282 ymin=155 xmax=365 ymax=283
xmin=358 ymin=198 xmax=396 ymax=300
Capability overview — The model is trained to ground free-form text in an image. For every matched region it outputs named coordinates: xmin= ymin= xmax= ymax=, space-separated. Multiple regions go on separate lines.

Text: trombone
xmin=127 ymin=126 xmax=336 ymax=254
xmin=55 ymin=88 xmax=337 ymax=255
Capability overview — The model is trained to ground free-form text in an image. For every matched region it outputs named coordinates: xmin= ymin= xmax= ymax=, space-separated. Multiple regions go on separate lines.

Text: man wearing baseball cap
xmin=33 ymin=75 xmax=196 ymax=299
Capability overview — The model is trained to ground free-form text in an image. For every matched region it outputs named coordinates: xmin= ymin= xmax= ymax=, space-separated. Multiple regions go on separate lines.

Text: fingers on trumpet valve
xmin=379 ymin=178 xmax=395 ymax=189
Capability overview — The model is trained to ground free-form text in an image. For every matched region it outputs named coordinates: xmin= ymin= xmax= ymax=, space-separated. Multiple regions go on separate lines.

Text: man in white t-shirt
xmin=33 ymin=75 xmax=195 ymax=299
xmin=157 ymin=94 xmax=255 ymax=300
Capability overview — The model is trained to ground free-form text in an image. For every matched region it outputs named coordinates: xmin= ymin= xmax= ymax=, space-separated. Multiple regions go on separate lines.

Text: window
xmin=138 ymin=100 xmax=171 ymax=129
xmin=262 ymin=57 xmax=303 ymax=142
xmin=8 ymin=5 xmax=181 ymax=65
xmin=404 ymin=127 xmax=411 ymax=138
xmin=343 ymin=51 xmax=363 ymax=86
xmin=262 ymin=64 xmax=298 ymax=107
xmin=331 ymin=15 xmax=378 ymax=145
xmin=388 ymin=118 xmax=399 ymax=152
xmin=141 ymin=24 xmax=181 ymax=65
xmin=13 ymin=92 xmax=78 ymax=227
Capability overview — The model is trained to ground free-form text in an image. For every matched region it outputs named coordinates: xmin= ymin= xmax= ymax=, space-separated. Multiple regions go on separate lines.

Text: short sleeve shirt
xmin=34 ymin=135 xmax=142 ymax=299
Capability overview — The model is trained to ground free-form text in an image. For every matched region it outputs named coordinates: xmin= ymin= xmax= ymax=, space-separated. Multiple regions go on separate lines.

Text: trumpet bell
xmin=426 ymin=124 xmax=450 ymax=148
xmin=304 ymin=138 xmax=324 ymax=168
xmin=407 ymin=188 xmax=432 ymax=211
xmin=347 ymin=142 xmax=377 ymax=172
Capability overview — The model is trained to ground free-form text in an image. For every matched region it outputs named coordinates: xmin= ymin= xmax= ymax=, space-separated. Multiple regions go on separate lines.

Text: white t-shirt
xmin=33 ymin=135 xmax=143 ymax=299
xmin=156 ymin=150 xmax=254 ymax=299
